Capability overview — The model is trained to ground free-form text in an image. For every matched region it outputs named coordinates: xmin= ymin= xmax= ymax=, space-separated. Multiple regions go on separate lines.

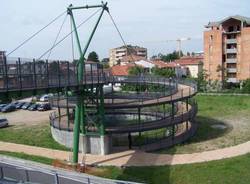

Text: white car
xmin=0 ymin=118 xmax=8 ymax=128
xmin=40 ymin=94 xmax=53 ymax=102
xmin=40 ymin=95 xmax=49 ymax=102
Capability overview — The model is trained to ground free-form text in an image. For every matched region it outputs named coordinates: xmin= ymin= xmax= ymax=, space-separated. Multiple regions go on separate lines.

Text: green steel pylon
xmin=67 ymin=2 xmax=108 ymax=164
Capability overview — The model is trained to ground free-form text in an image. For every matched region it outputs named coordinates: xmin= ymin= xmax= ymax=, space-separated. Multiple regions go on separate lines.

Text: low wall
xmin=51 ymin=127 xmax=111 ymax=155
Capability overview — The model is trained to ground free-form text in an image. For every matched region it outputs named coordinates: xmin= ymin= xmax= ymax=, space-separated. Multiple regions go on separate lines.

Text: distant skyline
xmin=0 ymin=0 xmax=249 ymax=60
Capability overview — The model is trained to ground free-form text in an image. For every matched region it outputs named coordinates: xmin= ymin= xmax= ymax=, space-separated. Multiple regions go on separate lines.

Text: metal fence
xmin=0 ymin=57 xmax=105 ymax=91
xmin=0 ymin=159 xmax=142 ymax=184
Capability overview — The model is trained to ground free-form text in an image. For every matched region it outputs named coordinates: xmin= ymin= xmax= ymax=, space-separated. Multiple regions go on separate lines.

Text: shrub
xmin=242 ymin=79 xmax=250 ymax=93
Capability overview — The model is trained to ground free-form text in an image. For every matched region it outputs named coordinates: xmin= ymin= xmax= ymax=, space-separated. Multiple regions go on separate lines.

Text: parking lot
xmin=0 ymin=109 xmax=53 ymax=126
xmin=0 ymin=95 xmax=55 ymax=126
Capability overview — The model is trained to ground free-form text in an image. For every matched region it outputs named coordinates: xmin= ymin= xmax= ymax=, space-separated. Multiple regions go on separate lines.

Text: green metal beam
xmin=98 ymin=85 xmax=105 ymax=135
xmin=67 ymin=2 xmax=108 ymax=164
xmin=68 ymin=4 xmax=107 ymax=11
xmin=81 ymin=2 xmax=108 ymax=56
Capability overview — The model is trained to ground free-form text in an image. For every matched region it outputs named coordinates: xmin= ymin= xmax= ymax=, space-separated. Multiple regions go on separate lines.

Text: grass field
xmin=0 ymin=124 xmax=68 ymax=150
xmin=0 ymin=151 xmax=53 ymax=165
xmin=1 ymin=151 xmax=250 ymax=184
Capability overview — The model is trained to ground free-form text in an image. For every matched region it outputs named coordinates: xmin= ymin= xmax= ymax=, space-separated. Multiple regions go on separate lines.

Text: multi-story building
xmin=109 ymin=45 xmax=147 ymax=66
xmin=204 ymin=15 xmax=250 ymax=83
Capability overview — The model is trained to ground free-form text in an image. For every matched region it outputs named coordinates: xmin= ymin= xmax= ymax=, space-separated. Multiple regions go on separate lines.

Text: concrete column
xmin=81 ymin=135 xmax=88 ymax=154
xmin=100 ymin=135 xmax=110 ymax=155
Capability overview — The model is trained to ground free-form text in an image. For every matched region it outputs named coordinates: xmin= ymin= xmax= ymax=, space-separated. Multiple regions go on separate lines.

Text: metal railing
xmin=0 ymin=161 xmax=141 ymax=184
xmin=0 ymin=57 xmax=106 ymax=92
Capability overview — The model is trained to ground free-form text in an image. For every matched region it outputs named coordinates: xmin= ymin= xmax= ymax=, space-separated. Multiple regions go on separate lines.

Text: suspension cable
xmin=107 ymin=12 xmax=135 ymax=63
xmin=7 ymin=10 xmax=67 ymax=57
xmin=107 ymin=12 xmax=127 ymax=48
xmin=47 ymin=14 xmax=68 ymax=60
xmin=37 ymin=8 xmax=102 ymax=60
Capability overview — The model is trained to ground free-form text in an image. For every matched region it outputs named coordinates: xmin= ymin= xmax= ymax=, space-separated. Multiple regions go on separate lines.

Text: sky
xmin=0 ymin=0 xmax=249 ymax=60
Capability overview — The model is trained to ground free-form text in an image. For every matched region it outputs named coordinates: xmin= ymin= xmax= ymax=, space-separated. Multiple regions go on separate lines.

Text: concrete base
xmin=51 ymin=127 xmax=111 ymax=155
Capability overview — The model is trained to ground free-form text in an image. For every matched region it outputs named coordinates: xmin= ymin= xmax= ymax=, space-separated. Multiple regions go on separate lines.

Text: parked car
xmin=40 ymin=94 xmax=53 ymax=102
xmin=0 ymin=104 xmax=7 ymax=111
xmin=28 ymin=104 xmax=40 ymax=111
xmin=40 ymin=95 xmax=49 ymax=102
xmin=2 ymin=104 xmax=16 ymax=113
xmin=15 ymin=102 xmax=25 ymax=109
xmin=21 ymin=102 xmax=32 ymax=110
xmin=0 ymin=118 xmax=8 ymax=128
xmin=37 ymin=103 xmax=51 ymax=111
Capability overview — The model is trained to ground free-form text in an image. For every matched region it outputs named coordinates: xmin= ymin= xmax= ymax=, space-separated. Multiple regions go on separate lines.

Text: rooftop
xmin=174 ymin=56 xmax=203 ymax=66
xmin=152 ymin=60 xmax=178 ymax=68
xmin=111 ymin=64 xmax=135 ymax=76
xmin=113 ymin=45 xmax=147 ymax=50
xmin=206 ymin=15 xmax=250 ymax=28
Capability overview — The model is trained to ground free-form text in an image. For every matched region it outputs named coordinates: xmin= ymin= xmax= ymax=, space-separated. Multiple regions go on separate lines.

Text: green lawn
xmin=0 ymin=151 xmax=53 ymax=165
xmin=196 ymin=95 xmax=250 ymax=117
xmin=0 ymin=124 xmax=69 ymax=151
xmin=1 ymin=151 xmax=250 ymax=184
xmin=107 ymin=153 xmax=250 ymax=184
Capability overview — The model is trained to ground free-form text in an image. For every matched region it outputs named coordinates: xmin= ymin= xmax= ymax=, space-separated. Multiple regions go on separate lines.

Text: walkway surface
xmin=1 ymin=141 xmax=250 ymax=166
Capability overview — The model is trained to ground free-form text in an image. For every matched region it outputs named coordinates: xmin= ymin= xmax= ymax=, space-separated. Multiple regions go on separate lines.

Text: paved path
xmin=1 ymin=141 xmax=250 ymax=166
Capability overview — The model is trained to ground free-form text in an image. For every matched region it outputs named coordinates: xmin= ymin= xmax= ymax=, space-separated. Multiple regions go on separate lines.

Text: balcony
xmin=226 ymin=48 xmax=237 ymax=54
xmin=226 ymin=39 xmax=237 ymax=44
xmin=226 ymin=58 xmax=237 ymax=64
xmin=224 ymin=31 xmax=241 ymax=35
xmin=227 ymin=78 xmax=238 ymax=83
xmin=227 ymin=68 xmax=237 ymax=73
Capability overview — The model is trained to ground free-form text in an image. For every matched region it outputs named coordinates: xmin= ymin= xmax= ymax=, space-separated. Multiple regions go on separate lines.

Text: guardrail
xmin=0 ymin=159 xmax=141 ymax=184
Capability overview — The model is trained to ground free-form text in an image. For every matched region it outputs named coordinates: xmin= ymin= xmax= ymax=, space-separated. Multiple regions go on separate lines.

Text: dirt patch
xmin=211 ymin=124 xmax=227 ymax=130
xmin=0 ymin=109 xmax=54 ymax=126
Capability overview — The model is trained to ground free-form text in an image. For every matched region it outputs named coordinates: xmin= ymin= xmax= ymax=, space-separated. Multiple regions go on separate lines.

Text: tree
xmin=196 ymin=69 xmax=208 ymax=92
xmin=128 ymin=66 xmax=144 ymax=75
xmin=101 ymin=58 xmax=109 ymax=63
xmin=216 ymin=64 xmax=226 ymax=89
xmin=160 ymin=50 xmax=181 ymax=62
xmin=242 ymin=79 xmax=250 ymax=93
xmin=87 ymin=51 xmax=99 ymax=62
xmin=152 ymin=67 xmax=176 ymax=78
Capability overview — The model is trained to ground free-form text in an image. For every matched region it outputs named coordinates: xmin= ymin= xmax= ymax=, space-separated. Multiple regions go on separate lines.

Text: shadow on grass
xmin=188 ymin=115 xmax=232 ymax=143
xmin=154 ymin=116 xmax=232 ymax=154
xmin=116 ymin=166 xmax=171 ymax=184
xmin=109 ymin=116 xmax=233 ymax=184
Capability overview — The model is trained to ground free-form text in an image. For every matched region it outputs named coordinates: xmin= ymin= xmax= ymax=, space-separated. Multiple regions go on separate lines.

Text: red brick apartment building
xmin=204 ymin=15 xmax=250 ymax=83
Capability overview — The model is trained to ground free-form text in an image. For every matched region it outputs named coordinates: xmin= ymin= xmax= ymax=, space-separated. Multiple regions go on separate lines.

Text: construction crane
xmin=175 ymin=37 xmax=191 ymax=57
xmin=139 ymin=37 xmax=191 ymax=57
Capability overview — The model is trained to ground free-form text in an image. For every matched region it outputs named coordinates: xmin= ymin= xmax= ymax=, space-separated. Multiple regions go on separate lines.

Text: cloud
xmin=0 ymin=0 xmax=249 ymax=59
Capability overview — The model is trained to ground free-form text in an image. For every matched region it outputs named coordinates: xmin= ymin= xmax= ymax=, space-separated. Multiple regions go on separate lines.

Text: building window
xmin=209 ymin=35 xmax=213 ymax=45
xmin=237 ymin=25 xmax=240 ymax=31
xmin=228 ymin=26 xmax=234 ymax=32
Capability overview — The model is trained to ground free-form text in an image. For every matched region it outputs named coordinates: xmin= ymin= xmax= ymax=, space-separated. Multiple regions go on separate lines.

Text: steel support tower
xmin=67 ymin=2 xmax=108 ymax=163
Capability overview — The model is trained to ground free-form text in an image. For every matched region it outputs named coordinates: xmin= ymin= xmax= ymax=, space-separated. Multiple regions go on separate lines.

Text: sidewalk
xmin=1 ymin=141 xmax=250 ymax=166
